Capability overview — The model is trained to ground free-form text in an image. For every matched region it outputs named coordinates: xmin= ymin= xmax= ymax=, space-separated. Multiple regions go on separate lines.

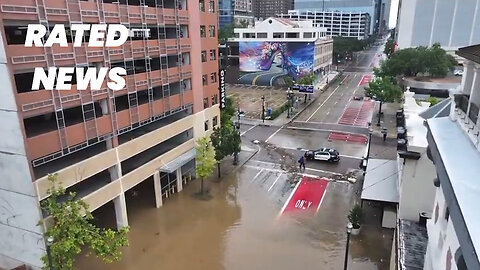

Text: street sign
xmin=292 ymin=84 xmax=314 ymax=94
xmin=219 ymin=69 xmax=226 ymax=109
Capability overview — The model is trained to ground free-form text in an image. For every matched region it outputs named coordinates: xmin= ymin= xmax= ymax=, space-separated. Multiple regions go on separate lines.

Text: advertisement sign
xmin=292 ymin=84 xmax=314 ymax=94
xmin=239 ymin=41 xmax=314 ymax=81
xmin=219 ymin=69 xmax=226 ymax=109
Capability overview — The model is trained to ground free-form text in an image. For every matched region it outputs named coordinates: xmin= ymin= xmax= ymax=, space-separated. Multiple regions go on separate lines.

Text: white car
xmin=454 ymin=69 xmax=464 ymax=76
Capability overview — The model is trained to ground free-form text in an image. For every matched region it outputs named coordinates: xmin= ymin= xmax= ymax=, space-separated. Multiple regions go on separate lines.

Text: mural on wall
xmin=238 ymin=41 xmax=314 ymax=85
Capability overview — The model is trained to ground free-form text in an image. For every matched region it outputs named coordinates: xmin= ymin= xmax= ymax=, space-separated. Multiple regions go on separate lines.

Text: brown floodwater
xmin=76 ymin=166 xmax=392 ymax=270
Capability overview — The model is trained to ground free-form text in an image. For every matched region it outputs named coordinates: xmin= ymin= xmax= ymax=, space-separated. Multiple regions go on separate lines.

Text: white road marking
xmin=305 ymin=167 xmax=342 ymax=176
xmin=265 ymin=125 xmax=284 ymax=142
xmin=248 ymin=160 xmax=345 ymax=176
xmin=251 ymin=168 xmax=265 ymax=183
xmin=261 ymin=145 xmax=363 ymax=160
xmin=268 ymin=173 xmax=283 ymax=192
xmin=306 ymin=75 xmax=349 ymax=122
xmin=316 ymin=182 xmax=328 ymax=214
xmin=278 ymin=178 xmax=302 ymax=218
xmin=241 ymin=124 xmax=257 ymax=136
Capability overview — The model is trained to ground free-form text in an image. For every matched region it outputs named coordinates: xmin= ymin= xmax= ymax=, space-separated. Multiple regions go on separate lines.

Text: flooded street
xmin=77 ymin=156 xmax=392 ymax=270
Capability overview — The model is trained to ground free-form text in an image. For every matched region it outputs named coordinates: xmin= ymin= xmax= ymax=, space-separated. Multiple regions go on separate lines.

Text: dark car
xmin=304 ymin=148 xmax=340 ymax=162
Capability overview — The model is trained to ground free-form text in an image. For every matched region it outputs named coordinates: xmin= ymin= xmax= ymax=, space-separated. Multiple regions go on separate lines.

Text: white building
xmin=423 ymin=44 xmax=480 ymax=270
xmin=233 ymin=17 xmax=333 ymax=73
xmin=395 ymin=0 xmax=480 ymax=51
xmin=278 ymin=10 xmax=371 ymax=40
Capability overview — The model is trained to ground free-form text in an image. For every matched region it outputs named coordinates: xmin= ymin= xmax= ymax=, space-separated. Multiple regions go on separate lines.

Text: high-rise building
xmin=293 ymin=0 xmax=379 ymax=35
xmin=279 ymin=10 xmax=371 ymax=40
xmin=0 ymin=0 xmax=220 ymax=268
xmin=219 ymin=0 xmax=254 ymax=28
xmin=395 ymin=0 xmax=480 ymax=51
xmin=252 ymin=0 xmax=293 ymax=21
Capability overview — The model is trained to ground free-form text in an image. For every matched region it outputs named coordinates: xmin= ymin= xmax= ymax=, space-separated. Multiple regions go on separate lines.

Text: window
xmin=303 ymin=32 xmax=312 ymax=38
xmin=210 ymin=49 xmax=216 ymax=60
xmin=199 ymin=0 xmax=205 ymax=12
xmin=212 ymin=116 xmax=218 ymax=126
xmin=201 ymin=50 xmax=207 ymax=62
xmin=212 ymin=94 xmax=218 ymax=105
xmin=209 ymin=25 xmax=215 ymax=37
xmin=273 ymin=32 xmax=284 ymax=38
xmin=243 ymin=32 xmax=255 ymax=38
xmin=202 ymin=75 xmax=208 ymax=85
xmin=200 ymin=25 xmax=206 ymax=37
xmin=209 ymin=0 xmax=215 ymax=12
xmin=257 ymin=32 xmax=267 ymax=38
xmin=210 ymin=72 xmax=217 ymax=83
xmin=204 ymin=120 xmax=209 ymax=131
xmin=203 ymin=97 xmax=209 ymax=108
xmin=286 ymin=32 xmax=299 ymax=38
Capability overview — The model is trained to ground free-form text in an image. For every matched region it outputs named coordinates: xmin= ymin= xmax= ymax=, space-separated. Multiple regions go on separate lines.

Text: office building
xmin=252 ymin=0 xmax=293 ymax=20
xmin=219 ymin=0 xmax=254 ymax=28
xmin=0 ymin=0 xmax=220 ymax=268
xmin=396 ymin=0 xmax=480 ymax=51
xmin=279 ymin=10 xmax=371 ymax=40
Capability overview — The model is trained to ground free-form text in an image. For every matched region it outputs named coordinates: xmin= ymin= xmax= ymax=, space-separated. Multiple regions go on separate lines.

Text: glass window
xmin=201 ymin=50 xmax=207 ymax=62
xmin=213 ymin=116 xmax=218 ymax=126
xmin=212 ymin=94 xmax=218 ymax=105
xmin=257 ymin=32 xmax=267 ymax=38
xmin=273 ymin=32 xmax=284 ymax=38
xmin=204 ymin=120 xmax=209 ymax=130
xmin=203 ymin=97 xmax=209 ymax=108
xmin=199 ymin=0 xmax=205 ymax=12
xmin=210 ymin=72 xmax=217 ymax=83
xmin=200 ymin=25 xmax=206 ymax=37
xmin=209 ymin=25 xmax=216 ymax=37
xmin=209 ymin=0 xmax=215 ymax=12
xmin=202 ymin=75 xmax=208 ymax=85
xmin=209 ymin=49 xmax=216 ymax=61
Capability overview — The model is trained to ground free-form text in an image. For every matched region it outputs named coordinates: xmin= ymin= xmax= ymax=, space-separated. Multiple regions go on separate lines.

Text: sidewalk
xmin=238 ymin=71 xmax=341 ymax=126
xmin=211 ymin=141 xmax=259 ymax=181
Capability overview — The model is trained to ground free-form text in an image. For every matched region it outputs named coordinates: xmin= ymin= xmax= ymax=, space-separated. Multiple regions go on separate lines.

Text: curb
xmin=232 ymin=146 xmax=260 ymax=173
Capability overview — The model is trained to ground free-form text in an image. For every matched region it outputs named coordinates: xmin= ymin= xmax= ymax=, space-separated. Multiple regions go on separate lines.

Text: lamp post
xmin=344 ymin=222 xmax=353 ymax=270
xmin=286 ymin=89 xmax=293 ymax=118
xmin=367 ymin=127 xmax=373 ymax=160
xmin=233 ymin=108 xmax=241 ymax=165
xmin=46 ymin=236 xmax=54 ymax=270
xmin=261 ymin=95 xmax=265 ymax=123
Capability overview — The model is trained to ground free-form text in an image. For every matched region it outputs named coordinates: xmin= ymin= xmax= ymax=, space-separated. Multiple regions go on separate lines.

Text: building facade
xmin=395 ymin=0 xmax=480 ymax=51
xmin=0 ymin=0 xmax=220 ymax=268
xmin=219 ymin=0 xmax=253 ymax=28
xmin=424 ymin=44 xmax=480 ymax=270
xmin=232 ymin=18 xmax=333 ymax=85
xmin=252 ymin=0 xmax=293 ymax=21
xmin=279 ymin=10 xmax=371 ymax=40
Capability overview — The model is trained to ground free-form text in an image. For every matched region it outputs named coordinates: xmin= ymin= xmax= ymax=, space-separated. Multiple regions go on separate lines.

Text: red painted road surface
xmin=358 ymin=74 xmax=373 ymax=86
xmin=337 ymin=100 xmax=375 ymax=127
xmin=328 ymin=132 xmax=368 ymax=144
xmin=281 ymin=176 xmax=328 ymax=215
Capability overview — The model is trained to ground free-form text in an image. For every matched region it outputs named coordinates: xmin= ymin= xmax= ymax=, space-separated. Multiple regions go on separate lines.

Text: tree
xmin=384 ymin=39 xmax=395 ymax=58
xmin=298 ymin=73 xmax=316 ymax=85
xmin=218 ymin=24 xmax=234 ymax=44
xmin=40 ymin=174 xmax=129 ymax=270
xmin=365 ymin=76 xmax=402 ymax=125
xmin=195 ymin=136 xmax=216 ymax=195
xmin=333 ymin=37 xmax=367 ymax=62
xmin=284 ymin=76 xmax=293 ymax=89
xmin=427 ymin=96 xmax=440 ymax=107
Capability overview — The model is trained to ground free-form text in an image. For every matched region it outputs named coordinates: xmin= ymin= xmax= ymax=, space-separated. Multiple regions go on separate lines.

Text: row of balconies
xmin=17 ymin=65 xmax=192 ymax=118
xmin=0 ymin=0 xmax=189 ymax=25
xmin=7 ymin=38 xmax=191 ymax=71
xmin=27 ymin=90 xmax=193 ymax=161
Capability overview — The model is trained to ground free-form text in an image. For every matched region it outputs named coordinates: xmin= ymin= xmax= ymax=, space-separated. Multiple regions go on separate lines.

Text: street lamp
xmin=366 ymin=127 xmax=373 ymax=164
xmin=261 ymin=95 xmax=265 ymax=123
xmin=233 ymin=108 xmax=241 ymax=165
xmin=46 ymin=236 xmax=54 ymax=270
xmin=286 ymin=89 xmax=294 ymax=118
xmin=344 ymin=222 xmax=353 ymax=270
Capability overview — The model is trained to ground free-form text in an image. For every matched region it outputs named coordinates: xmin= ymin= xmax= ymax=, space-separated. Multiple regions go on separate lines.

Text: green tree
xmin=425 ymin=43 xmax=456 ymax=77
xmin=40 ymin=175 xmax=129 ymax=270
xmin=284 ymin=76 xmax=293 ymax=89
xmin=195 ymin=136 xmax=216 ymax=195
xmin=384 ymin=39 xmax=395 ymax=58
xmin=333 ymin=37 xmax=367 ymax=62
xmin=218 ymin=24 xmax=234 ymax=44
xmin=427 ymin=96 xmax=440 ymax=107
xmin=298 ymin=73 xmax=316 ymax=85
xmin=365 ymin=76 xmax=403 ymax=125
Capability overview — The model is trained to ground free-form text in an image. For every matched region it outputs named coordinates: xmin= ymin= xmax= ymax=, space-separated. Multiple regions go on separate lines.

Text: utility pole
xmin=261 ymin=95 xmax=265 ymax=123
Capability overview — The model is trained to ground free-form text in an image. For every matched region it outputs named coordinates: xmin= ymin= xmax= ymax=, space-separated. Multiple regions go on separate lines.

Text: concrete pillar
xmin=100 ymin=99 xmax=109 ymax=115
xmin=449 ymin=91 xmax=457 ymax=122
xmin=462 ymin=61 xmax=475 ymax=96
xmin=113 ymin=193 xmax=128 ymax=229
xmin=467 ymin=65 xmax=480 ymax=116
xmin=176 ymin=167 xmax=183 ymax=192
xmin=153 ymin=171 xmax=163 ymax=208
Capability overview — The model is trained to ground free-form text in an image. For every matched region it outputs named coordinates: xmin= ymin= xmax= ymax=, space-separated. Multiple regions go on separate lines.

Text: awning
xmin=361 ymin=159 xmax=399 ymax=203
xmin=159 ymin=148 xmax=196 ymax=173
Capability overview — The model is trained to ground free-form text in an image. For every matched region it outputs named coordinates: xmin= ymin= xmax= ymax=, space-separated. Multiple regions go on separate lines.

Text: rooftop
xmin=398 ymin=219 xmax=428 ymax=270
xmin=427 ymin=117 xmax=480 ymax=263
xmin=456 ymin=44 xmax=480 ymax=64
xmin=403 ymin=91 xmax=430 ymax=149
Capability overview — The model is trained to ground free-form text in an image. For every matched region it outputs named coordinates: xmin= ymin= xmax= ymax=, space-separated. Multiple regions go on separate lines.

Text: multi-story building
xmin=395 ymin=0 xmax=480 ymax=51
xmin=279 ymin=10 xmax=371 ymax=40
xmin=219 ymin=0 xmax=253 ymax=28
xmin=423 ymin=44 xmax=480 ymax=270
xmin=252 ymin=0 xmax=293 ymax=21
xmin=231 ymin=17 xmax=332 ymax=85
xmin=292 ymin=0 xmax=385 ymax=35
xmin=0 ymin=0 xmax=220 ymax=268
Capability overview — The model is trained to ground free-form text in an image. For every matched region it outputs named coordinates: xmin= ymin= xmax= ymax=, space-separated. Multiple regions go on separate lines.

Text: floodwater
xmin=76 ymin=165 xmax=392 ymax=270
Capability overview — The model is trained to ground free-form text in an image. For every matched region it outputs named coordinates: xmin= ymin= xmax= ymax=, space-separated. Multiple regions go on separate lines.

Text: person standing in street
xmin=298 ymin=155 xmax=306 ymax=171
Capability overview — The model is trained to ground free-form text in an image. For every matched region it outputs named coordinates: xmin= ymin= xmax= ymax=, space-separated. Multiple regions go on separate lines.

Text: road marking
xmin=304 ymin=167 xmax=342 ymax=176
xmin=265 ymin=125 xmax=283 ymax=142
xmin=268 ymin=173 xmax=283 ymax=192
xmin=262 ymin=145 xmax=363 ymax=160
xmin=306 ymin=75 xmax=349 ymax=122
xmin=278 ymin=179 xmax=301 ymax=218
xmin=241 ymin=124 xmax=257 ymax=136
xmin=248 ymin=160 xmax=345 ymax=175
xmin=245 ymin=165 xmax=322 ymax=179
xmin=251 ymin=74 xmax=262 ymax=85
xmin=251 ymin=168 xmax=265 ymax=183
